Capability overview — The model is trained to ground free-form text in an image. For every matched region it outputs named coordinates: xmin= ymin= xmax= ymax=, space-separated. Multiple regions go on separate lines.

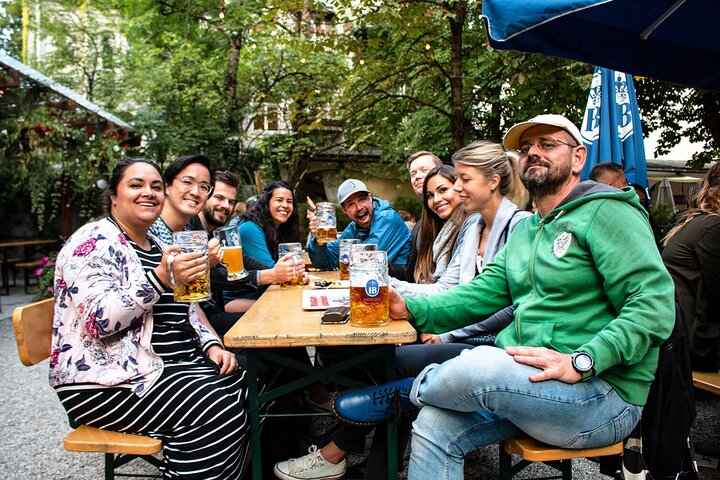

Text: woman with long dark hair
xmin=391 ymin=141 xmax=530 ymax=301
xmin=391 ymin=165 xmax=477 ymax=294
xmin=662 ymin=162 xmax=720 ymax=371
xmin=51 ymin=158 xmax=249 ymax=479
xmin=239 ymin=180 xmax=302 ymax=266
xmin=222 ymin=181 xmax=306 ymax=312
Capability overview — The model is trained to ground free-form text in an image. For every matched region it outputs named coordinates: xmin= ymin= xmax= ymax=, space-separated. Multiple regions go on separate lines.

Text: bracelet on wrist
xmin=167 ymin=253 xmax=177 ymax=289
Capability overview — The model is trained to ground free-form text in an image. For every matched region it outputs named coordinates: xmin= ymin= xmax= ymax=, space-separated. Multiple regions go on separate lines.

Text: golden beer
xmin=350 ymin=285 xmax=389 ymax=327
xmin=173 ymin=271 xmax=211 ymax=302
xmin=222 ymin=245 xmax=247 ymax=280
xmin=316 ymin=227 xmax=337 ymax=245
xmin=280 ymin=275 xmax=304 ymax=288
xmin=339 ymin=260 xmax=350 ymax=280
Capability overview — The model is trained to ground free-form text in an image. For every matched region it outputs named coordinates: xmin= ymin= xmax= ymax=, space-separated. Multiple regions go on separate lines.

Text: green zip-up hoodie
xmin=406 ymin=182 xmax=675 ymax=406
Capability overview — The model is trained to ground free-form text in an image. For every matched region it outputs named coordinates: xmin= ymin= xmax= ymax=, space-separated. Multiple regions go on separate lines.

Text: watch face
xmin=573 ymin=352 xmax=594 ymax=371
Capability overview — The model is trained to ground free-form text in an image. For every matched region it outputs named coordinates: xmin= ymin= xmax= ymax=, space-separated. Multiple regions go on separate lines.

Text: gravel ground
xmin=2 ymin=283 xmax=719 ymax=479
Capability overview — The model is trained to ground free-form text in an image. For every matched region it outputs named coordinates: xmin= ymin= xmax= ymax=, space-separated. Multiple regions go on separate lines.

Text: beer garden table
xmin=224 ymin=270 xmax=417 ymax=480
xmin=0 ymin=239 xmax=58 ymax=296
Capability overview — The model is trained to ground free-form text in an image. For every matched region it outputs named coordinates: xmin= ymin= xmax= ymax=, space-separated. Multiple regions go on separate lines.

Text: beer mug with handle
xmin=172 ymin=230 xmax=212 ymax=302
xmin=338 ymin=239 xmax=360 ymax=280
xmin=349 ymin=249 xmax=389 ymax=327
xmin=213 ymin=225 xmax=248 ymax=280
xmin=315 ymin=202 xmax=337 ymax=245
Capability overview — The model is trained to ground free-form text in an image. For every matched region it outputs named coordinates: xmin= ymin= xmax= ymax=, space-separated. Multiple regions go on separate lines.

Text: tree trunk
xmin=701 ymin=91 xmax=720 ymax=149
xmin=224 ymin=33 xmax=242 ymax=123
xmin=448 ymin=1 xmax=467 ymax=153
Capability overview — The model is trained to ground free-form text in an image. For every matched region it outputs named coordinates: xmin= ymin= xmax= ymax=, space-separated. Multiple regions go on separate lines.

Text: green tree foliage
xmin=0 ymin=0 xmax=715 ymax=237
xmin=330 ymin=0 xmax=593 ymax=169
xmin=635 ymin=78 xmax=720 ymax=169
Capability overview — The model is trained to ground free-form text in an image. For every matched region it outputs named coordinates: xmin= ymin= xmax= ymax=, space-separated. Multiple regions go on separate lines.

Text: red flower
xmin=122 ymin=143 xmax=130 ymax=150
xmin=73 ymin=238 xmax=98 ymax=257
xmin=39 ymin=256 xmax=50 ymax=266
xmin=34 ymin=267 xmax=43 ymax=278
xmin=86 ymin=313 xmax=100 ymax=337
xmin=50 ymin=347 xmax=60 ymax=367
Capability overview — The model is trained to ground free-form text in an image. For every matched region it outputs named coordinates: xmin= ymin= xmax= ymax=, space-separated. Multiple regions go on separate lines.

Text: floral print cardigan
xmin=49 ymin=218 xmax=221 ymax=395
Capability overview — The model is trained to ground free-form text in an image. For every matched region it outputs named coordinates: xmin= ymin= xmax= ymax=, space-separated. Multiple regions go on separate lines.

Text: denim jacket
xmin=49 ymin=218 xmax=220 ymax=395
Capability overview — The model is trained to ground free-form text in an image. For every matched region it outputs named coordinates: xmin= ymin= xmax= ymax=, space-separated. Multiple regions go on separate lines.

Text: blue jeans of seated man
xmin=407 ymin=346 xmax=642 ymax=480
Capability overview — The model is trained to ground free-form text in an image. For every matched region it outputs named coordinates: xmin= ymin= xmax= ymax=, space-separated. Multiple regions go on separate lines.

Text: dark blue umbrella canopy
xmin=482 ymin=0 xmax=720 ymax=90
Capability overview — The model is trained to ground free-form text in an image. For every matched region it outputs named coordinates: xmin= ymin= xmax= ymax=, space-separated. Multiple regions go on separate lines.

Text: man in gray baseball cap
xmin=306 ymin=178 xmax=412 ymax=275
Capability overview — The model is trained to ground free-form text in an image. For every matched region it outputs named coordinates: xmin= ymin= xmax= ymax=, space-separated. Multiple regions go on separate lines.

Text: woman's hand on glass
xmin=273 ymin=252 xmax=301 ymax=283
xmin=207 ymin=345 xmax=237 ymax=375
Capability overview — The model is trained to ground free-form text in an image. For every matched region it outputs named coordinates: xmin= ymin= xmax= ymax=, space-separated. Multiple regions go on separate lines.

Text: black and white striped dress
xmin=55 ymin=239 xmax=249 ymax=479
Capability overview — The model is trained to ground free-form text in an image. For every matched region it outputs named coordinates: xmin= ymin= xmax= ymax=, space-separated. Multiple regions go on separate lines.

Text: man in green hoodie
xmin=332 ymin=114 xmax=675 ymax=480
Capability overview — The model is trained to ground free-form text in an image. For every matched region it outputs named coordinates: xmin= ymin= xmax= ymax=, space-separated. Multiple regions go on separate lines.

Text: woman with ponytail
xmin=392 ymin=141 xmax=530 ymax=298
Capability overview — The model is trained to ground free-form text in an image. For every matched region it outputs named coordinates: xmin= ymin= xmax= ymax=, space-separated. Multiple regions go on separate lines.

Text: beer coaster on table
xmin=302 ymin=289 xmax=350 ymax=310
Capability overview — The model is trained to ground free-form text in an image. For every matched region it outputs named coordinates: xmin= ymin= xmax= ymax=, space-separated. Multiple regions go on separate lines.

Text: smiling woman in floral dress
xmin=50 ymin=158 xmax=249 ymax=480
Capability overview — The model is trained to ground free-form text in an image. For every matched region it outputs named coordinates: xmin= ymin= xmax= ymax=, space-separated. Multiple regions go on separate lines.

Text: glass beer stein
xmin=278 ymin=242 xmax=304 ymax=288
xmin=349 ymin=249 xmax=389 ymax=327
xmin=172 ymin=230 xmax=212 ymax=302
xmin=315 ymin=202 xmax=338 ymax=245
xmin=338 ymin=239 xmax=360 ymax=280
xmin=213 ymin=225 xmax=248 ymax=281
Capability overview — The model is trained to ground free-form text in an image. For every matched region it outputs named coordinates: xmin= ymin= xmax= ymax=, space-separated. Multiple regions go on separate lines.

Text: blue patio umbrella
xmin=580 ymin=67 xmax=648 ymax=188
xmin=482 ymin=0 xmax=720 ymax=91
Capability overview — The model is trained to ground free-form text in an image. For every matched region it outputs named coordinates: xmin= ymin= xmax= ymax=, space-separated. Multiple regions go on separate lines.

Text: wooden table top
xmin=224 ymin=271 xmax=417 ymax=348
xmin=0 ymin=239 xmax=57 ymax=249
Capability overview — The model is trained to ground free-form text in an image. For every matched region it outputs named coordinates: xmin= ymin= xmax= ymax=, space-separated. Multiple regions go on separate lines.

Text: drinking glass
xmin=213 ymin=225 xmax=248 ymax=280
xmin=349 ymin=249 xmax=389 ymax=327
xmin=338 ymin=239 xmax=360 ymax=280
xmin=172 ymin=230 xmax=211 ymax=302
xmin=278 ymin=242 xmax=304 ymax=288
xmin=315 ymin=202 xmax=338 ymax=245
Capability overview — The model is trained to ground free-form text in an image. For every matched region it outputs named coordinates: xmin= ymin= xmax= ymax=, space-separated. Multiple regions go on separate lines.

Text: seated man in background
xmin=306 ymin=179 xmax=412 ymax=277
xmin=332 ymin=114 xmax=675 ymax=479
xmin=589 ymin=161 xmax=628 ymax=188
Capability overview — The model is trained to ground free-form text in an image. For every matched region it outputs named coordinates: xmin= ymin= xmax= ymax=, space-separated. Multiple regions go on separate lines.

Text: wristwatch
xmin=571 ymin=352 xmax=595 ymax=381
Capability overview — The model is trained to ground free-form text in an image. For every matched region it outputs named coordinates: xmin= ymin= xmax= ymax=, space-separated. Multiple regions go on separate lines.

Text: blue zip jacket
xmin=307 ymin=197 xmax=412 ymax=271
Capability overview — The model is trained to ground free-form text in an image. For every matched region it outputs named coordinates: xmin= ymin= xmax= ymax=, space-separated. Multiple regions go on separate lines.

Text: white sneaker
xmin=273 ymin=445 xmax=346 ymax=480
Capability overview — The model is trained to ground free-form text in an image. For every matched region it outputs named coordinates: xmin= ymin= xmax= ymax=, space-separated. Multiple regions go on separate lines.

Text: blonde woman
xmin=392 ymin=141 xmax=530 ymax=299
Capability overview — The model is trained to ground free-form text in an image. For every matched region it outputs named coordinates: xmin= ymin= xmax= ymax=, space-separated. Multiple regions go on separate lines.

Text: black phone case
xmin=321 ymin=306 xmax=350 ymax=324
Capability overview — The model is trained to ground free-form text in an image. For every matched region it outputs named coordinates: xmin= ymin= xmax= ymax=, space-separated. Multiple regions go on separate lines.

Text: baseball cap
xmin=337 ymin=179 xmax=370 ymax=205
xmin=503 ymin=114 xmax=583 ymax=150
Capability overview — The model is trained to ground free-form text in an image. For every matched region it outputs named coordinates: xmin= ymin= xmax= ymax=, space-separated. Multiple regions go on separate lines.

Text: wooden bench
xmin=692 ymin=370 xmax=720 ymax=395
xmin=12 ymin=298 xmax=163 ymax=479
xmin=499 ymin=436 xmax=624 ymax=480
xmin=0 ymin=256 xmax=22 ymax=287
xmin=15 ymin=259 xmax=42 ymax=294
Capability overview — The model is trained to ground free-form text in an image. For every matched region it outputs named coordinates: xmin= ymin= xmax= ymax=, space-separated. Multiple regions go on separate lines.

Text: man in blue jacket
xmin=306 ymin=179 xmax=412 ymax=275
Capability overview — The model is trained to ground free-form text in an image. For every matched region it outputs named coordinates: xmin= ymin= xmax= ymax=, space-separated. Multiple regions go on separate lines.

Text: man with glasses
xmin=330 ymin=114 xmax=675 ymax=479
xmin=150 ymin=154 xmax=216 ymax=246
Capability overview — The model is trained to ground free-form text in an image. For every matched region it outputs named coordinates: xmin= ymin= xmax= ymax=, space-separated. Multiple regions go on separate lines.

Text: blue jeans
xmin=407 ymin=346 xmax=642 ymax=480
